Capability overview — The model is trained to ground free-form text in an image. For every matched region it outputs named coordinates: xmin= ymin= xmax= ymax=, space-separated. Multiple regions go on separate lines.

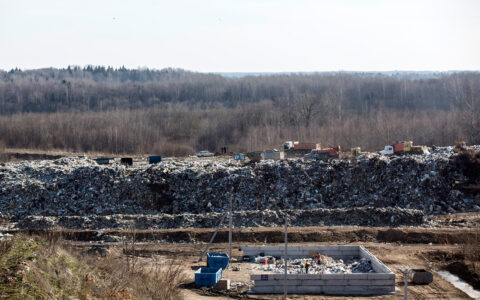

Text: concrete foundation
xmin=242 ymin=245 xmax=395 ymax=295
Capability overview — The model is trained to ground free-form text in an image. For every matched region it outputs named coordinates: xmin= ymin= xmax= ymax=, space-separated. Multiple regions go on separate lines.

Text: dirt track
xmin=43 ymin=220 xmax=477 ymax=300
xmin=89 ymin=241 xmax=474 ymax=299
xmin=13 ymin=224 xmax=478 ymax=246
xmin=3 ymin=216 xmax=480 ymax=298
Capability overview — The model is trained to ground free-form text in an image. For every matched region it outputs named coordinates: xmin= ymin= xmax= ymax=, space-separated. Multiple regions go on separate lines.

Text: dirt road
xmin=63 ymin=231 xmax=478 ymax=299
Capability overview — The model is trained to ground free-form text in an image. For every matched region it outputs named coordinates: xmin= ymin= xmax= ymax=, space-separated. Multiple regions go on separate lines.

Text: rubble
xmin=258 ymin=256 xmax=374 ymax=275
xmin=0 ymin=146 xmax=479 ymax=229
xmin=15 ymin=207 xmax=423 ymax=229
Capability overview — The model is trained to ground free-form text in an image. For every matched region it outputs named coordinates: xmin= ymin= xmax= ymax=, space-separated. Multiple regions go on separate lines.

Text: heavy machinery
xmin=454 ymin=141 xmax=470 ymax=153
xmin=283 ymin=141 xmax=321 ymax=158
xmin=379 ymin=141 xmax=429 ymax=155
xmin=351 ymin=147 xmax=368 ymax=157
xmin=304 ymin=146 xmax=341 ymax=161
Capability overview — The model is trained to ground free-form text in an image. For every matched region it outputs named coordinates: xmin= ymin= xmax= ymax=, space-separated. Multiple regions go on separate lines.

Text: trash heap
xmin=254 ymin=254 xmax=373 ymax=274
xmin=15 ymin=207 xmax=424 ymax=229
xmin=0 ymin=146 xmax=479 ymax=229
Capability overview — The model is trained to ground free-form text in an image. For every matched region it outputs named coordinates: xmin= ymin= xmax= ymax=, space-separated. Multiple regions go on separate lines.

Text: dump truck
xmin=283 ymin=141 xmax=321 ymax=158
xmin=304 ymin=146 xmax=341 ymax=161
xmin=379 ymin=141 xmax=429 ymax=155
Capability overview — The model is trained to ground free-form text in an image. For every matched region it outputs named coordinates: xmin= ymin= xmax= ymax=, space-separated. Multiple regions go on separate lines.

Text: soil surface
xmin=86 ymin=242 xmax=472 ymax=299
xmin=54 ymin=221 xmax=480 ymax=300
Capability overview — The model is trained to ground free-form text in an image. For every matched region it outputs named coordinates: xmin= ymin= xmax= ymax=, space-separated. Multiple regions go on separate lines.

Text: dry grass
xmin=91 ymin=253 xmax=186 ymax=300
xmin=0 ymin=234 xmax=90 ymax=299
xmin=0 ymin=233 xmax=186 ymax=300
xmin=81 ymin=224 xmax=186 ymax=299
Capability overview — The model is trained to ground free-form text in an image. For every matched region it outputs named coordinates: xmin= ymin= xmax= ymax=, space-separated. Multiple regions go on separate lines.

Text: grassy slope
xmin=0 ymin=236 xmax=90 ymax=299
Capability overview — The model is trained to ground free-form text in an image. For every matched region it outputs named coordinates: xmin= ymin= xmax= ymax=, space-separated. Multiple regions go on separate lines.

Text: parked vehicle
xmin=454 ymin=141 xmax=470 ymax=153
xmin=379 ymin=141 xmax=429 ymax=155
xmin=304 ymin=146 xmax=341 ymax=161
xmin=197 ymin=150 xmax=214 ymax=157
xmin=351 ymin=147 xmax=368 ymax=157
xmin=379 ymin=145 xmax=395 ymax=155
xmin=283 ymin=141 xmax=321 ymax=157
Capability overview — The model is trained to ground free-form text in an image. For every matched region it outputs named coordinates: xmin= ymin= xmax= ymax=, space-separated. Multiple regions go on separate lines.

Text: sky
xmin=0 ymin=0 xmax=479 ymax=72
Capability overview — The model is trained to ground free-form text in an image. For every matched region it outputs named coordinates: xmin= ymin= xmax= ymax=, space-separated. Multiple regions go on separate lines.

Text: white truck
xmin=379 ymin=145 xmax=395 ymax=155
xmin=379 ymin=142 xmax=429 ymax=156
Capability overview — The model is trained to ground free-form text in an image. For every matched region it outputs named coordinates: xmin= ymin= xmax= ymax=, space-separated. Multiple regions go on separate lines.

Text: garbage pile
xmin=15 ymin=207 xmax=424 ymax=229
xmin=253 ymin=254 xmax=373 ymax=274
xmin=0 ymin=146 xmax=479 ymax=229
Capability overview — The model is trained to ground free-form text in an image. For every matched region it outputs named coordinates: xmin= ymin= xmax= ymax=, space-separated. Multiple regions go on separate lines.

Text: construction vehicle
xmin=379 ymin=141 xmax=429 ymax=155
xmin=351 ymin=147 xmax=368 ymax=156
xmin=304 ymin=146 xmax=341 ymax=161
xmin=454 ymin=141 xmax=470 ymax=153
xmin=283 ymin=141 xmax=321 ymax=158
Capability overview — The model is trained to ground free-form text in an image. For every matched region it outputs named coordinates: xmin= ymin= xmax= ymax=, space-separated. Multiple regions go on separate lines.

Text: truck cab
xmin=303 ymin=149 xmax=317 ymax=160
xmin=379 ymin=145 xmax=394 ymax=155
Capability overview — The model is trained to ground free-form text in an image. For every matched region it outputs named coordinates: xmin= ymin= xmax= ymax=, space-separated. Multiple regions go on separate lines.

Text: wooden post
xmin=403 ymin=268 xmax=409 ymax=300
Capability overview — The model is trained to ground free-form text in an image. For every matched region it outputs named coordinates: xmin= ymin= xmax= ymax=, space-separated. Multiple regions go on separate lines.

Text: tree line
xmin=0 ymin=67 xmax=478 ymax=155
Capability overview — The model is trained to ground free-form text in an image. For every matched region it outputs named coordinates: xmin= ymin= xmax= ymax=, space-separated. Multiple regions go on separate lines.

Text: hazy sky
xmin=1 ymin=0 xmax=479 ymax=72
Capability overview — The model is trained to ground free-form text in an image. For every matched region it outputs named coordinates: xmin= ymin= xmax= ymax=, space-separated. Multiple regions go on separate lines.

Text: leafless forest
xmin=0 ymin=67 xmax=478 ymax=155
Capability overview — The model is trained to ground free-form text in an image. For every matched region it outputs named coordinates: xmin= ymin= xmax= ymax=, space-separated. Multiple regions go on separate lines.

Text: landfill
xmin=15 ymin=207 xmax=423 ymax=229
xmin=254 ymin=254 xmax=373 ymax=275
xmin=0 ymin=146 xmax=479 ymax=230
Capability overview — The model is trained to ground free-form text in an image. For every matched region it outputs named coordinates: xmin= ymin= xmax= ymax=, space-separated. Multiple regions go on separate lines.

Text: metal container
xmin=263 ymin=150 xmax=285 ymax=160
xmin=93 ymin=158 xmax=113 ymax=165
xmin=148 ymin=155 xmax=162 ymax=164
xmin=207 ymin=253 xmax=230 ymax=270
xmin=120 ymin=157 xmax=133 ymax=166
xmin=195 ymin=267 xmax=222 ymax=287
xmin=409 ymin=269 xmax=433 ymax=284
xmin=233 ymin=153 xmax=245 ymax=161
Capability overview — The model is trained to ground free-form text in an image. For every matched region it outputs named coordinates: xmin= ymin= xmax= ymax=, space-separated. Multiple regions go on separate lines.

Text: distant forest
xmin=0 ymin=67 xmax=478 ymax=155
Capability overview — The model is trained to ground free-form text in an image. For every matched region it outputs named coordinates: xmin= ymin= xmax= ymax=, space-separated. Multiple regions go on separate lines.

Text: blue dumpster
xmin=195 ymin=267 xmax=222 ymax=287
xmin=148 ymin=155 xmax=162 ymax=164
xmin=207 ymin=253 xmax=229 ymax=270
xmin=233 ymin=153 xmax=245 ymax=161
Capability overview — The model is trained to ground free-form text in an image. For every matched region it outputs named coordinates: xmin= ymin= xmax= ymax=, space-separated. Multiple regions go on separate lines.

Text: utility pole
xmin=284 ymin=213 xmax=288 ymax=299
xmin=228 ymin=193 xmax=233 ymax=262
xmin=404 ymin=268 xmax=408 ymax=300
xmin=197 ymin=211 xmax=228 ymax=262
